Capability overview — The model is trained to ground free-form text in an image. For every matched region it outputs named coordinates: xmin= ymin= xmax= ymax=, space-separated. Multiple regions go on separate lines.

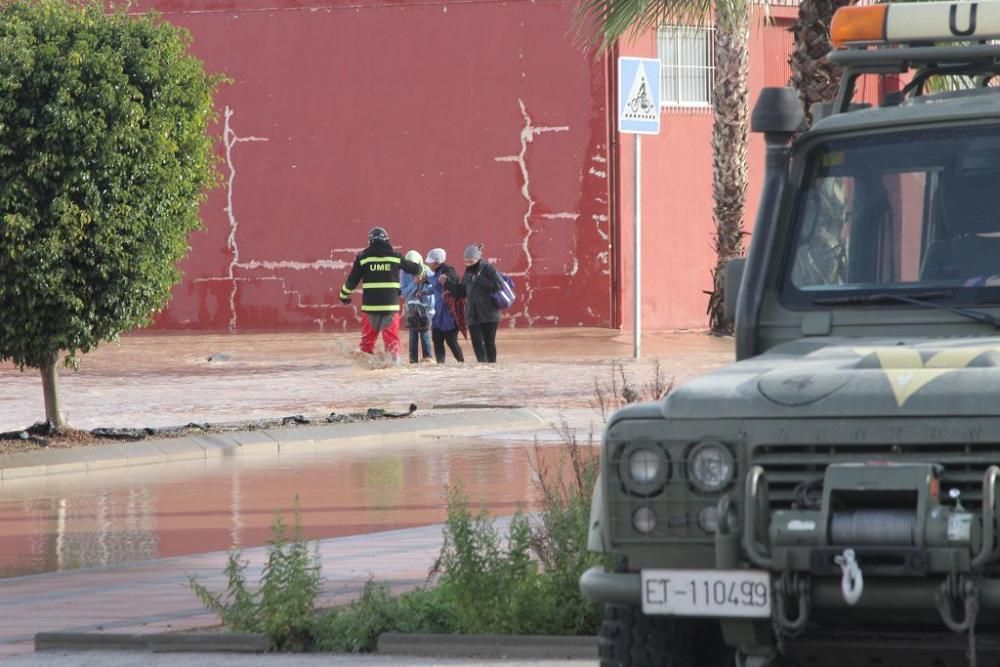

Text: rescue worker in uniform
xmin=339 ymin=227 xmax=421 ymax=362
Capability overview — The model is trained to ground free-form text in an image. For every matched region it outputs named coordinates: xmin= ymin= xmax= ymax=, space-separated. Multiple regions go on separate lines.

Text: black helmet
xmin=368 ymin=226 xmax=389 ymax=244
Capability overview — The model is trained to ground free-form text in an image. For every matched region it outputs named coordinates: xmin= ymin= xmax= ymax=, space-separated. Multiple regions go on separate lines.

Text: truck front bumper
xmin=580 ymin=566 xmax=1000 ymax=609
xmin=579 ymin=567 xmax=641 ymax=605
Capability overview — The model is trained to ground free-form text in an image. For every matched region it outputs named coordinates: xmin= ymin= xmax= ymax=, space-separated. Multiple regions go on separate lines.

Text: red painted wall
xmin=140 ymin=0 xmax=614 ymax=331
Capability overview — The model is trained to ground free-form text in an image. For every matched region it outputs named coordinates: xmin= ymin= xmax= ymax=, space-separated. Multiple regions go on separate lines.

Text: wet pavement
xmin=0 ymin=329 xmax=733 ymax=660
xmin=0 ymin=329 xmax=732 ymax=432
xmin=0 ymin=520 xmax=491 ymax=659
xmin=0 ymin=437 xmax=565 ymax=579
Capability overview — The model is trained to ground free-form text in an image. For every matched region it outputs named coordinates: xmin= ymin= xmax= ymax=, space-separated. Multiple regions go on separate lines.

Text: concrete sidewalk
xmin=0 ymin=520 xmax=474 ymax=659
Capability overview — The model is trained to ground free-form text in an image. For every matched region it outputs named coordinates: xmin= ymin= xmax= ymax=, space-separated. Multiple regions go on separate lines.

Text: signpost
xmin=617 ymin=57 xmax=661 ymax=359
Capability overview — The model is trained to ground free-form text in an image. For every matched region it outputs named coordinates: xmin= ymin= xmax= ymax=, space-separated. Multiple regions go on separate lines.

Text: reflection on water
xmin=0 ymin=437 xmax=575 ymax=578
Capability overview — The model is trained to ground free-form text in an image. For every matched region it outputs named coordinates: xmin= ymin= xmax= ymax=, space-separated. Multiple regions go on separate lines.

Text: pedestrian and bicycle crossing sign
xmin=618 ymin=57 xmax=661 ymax=135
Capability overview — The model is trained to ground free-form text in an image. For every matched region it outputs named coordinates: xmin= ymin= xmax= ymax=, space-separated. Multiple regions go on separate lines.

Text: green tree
xmin=0 ymin=0 xmax=222 ymax=428
xmin=576 ymin=0 xmax=750 ymax=333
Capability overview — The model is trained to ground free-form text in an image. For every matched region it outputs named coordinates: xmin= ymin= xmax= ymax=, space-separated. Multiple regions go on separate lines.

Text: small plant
xmin=313 ymin=581 xmax=401 ymax=653
xmin=591 ymin=358 xmax=674 ymax=420
xmin=193 ymin=405 xmax=621 ymax=651
xmin=258 ymin=511 xmax=323 ymax=650
xmin=429 ymin=484 xmax=542 ymax=634
xmin=189 ymin=549 xmax=260 ymax=634
xmin=189 ymin=498 xmax=322 ymax=651
xmin=529 ymin=426 xmax=608 ymax=635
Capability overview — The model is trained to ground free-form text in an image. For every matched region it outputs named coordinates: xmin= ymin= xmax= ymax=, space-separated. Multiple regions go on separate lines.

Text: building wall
xmin=137 ymin=0 xmax=800 ymax=333
xmin=140 ymin=0 xmax=614 ymax=331
xmin=615 ymin=7 xmax=798 ymax=331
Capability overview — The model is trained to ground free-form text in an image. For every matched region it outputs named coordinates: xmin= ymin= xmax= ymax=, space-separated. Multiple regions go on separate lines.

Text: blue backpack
xmin=492 ymin=272 xmax=516 ymax=310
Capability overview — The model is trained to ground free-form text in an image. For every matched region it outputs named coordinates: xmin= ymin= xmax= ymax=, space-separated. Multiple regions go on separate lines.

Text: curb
xmin=377 ymin=632 xmax=597 ymax=659
xmin=34 ymin=631 xmax=597 ymax=658
xmin=0 ymin=408 xmax=545 ymax=482
xmin=34 ymin=632 xmax=269 ymax=653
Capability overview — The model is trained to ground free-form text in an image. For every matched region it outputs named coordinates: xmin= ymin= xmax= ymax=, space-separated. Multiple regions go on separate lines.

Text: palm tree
xmin=576 ymin=0 xmax=751 ymax=333
xmin=789 ymin=0 xmax=854 ymax=126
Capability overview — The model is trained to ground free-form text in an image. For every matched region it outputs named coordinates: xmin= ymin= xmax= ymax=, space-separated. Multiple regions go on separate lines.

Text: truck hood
xmin=664 ymin=337 xmax=1000 ymax=419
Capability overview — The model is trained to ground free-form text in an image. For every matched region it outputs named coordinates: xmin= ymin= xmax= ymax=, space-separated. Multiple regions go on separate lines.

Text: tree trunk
xmin=790 ymin=0 xmax=854 ymax=127
xmin=40 ymin=352 xmax=66 ymax=429
xmin=707 ymin=7 xmax=751 ymax=334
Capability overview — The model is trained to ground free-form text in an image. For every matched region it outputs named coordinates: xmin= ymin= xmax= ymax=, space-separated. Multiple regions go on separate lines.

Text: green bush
xmin=529 ymin=430 xmax=608 ymax=635
xmin=189 ymin=502 xmax=322 ymax=651
xmin=192 ymin=432 xmax=608 ymax=652
xmin=310 ymin=470 xmax=607 ymax=651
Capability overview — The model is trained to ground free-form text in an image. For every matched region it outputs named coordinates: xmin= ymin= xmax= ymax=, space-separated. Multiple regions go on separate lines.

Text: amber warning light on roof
xmin=831 ymin=1 xmax=1000 ymax=48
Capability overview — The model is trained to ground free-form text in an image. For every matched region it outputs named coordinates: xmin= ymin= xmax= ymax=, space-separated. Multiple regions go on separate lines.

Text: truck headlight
xmin=616 ymin=443 xmax=669 ymax=496
xmin=688 ymin=442 xmax=735 ymax=493
xmin=628 ymin=447 xmax=661 ymax=483
xmin=632 ymin=506 xmax=657 ymax=534
xmin=697 ymin=505 xmax=720 ymax=533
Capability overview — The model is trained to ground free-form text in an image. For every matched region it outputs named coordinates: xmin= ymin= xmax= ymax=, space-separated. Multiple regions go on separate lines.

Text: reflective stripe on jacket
xmin=339 ymin=240 xmax=420 ymax=312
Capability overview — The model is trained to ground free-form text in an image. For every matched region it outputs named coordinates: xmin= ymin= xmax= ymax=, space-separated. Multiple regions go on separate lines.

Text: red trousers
xmin=360 ymin=313 xmax=400 ymax=355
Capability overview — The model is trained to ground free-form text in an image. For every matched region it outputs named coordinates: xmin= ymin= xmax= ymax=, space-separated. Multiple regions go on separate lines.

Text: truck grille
xmin=606 ymin=442 xmax=730 ymax=543
xmin=751 ymin=442 xmax=1000 ymax=510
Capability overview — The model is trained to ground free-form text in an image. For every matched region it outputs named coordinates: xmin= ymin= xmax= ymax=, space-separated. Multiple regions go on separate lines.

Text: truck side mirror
xmin=751 ymin=87 xmax=804 ymax=139
xmin=724 ymin=258 xmax=746 ymax=324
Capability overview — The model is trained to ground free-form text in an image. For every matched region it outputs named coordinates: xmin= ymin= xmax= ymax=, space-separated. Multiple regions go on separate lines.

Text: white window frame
xmin=657 ymin=25 xmax=715 ymax=108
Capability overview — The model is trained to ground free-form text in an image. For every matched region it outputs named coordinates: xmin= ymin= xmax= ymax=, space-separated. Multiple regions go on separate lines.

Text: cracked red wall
xmin=140 ymin=0 xmax=614 ymax=331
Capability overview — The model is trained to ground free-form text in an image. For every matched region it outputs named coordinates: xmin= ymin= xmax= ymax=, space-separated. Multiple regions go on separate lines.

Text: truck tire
xmin=598 ymin=603 xmax=731 ymax=667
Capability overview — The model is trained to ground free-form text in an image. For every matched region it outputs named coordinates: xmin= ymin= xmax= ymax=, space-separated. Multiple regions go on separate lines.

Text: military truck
xmin=581 ymin=3 xmax=1000 ymax=665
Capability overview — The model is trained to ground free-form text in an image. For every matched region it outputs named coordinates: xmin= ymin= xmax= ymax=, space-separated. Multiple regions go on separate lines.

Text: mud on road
xmin=0 ymin=328 xmax=732 ymax=436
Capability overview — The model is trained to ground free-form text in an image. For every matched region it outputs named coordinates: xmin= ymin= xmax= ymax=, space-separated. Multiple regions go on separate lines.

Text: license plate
xmin=641 ymin=569 xmax=771 ymax=618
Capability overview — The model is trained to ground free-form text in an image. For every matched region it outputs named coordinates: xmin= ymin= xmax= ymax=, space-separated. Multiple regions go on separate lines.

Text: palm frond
xmin=574 ymin=0 xmax=727 ymax=52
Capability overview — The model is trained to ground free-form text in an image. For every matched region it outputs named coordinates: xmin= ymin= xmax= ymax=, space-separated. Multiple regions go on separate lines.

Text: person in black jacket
xmin=442 ymin=243 xmax=502 ymax=363
xmin=339 ymin=227 xmax=421 ymax=361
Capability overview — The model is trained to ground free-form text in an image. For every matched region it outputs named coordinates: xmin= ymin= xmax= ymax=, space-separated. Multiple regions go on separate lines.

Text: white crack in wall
xmin=592 ymin=214 xmax=610 ymax=241
xmin=194 ymin=108 xmax=358 ymax=332
xmin=494 ymin=99 xmax=568 ymax=325
xmin=222 ymin=106 xmax=269 ymax=332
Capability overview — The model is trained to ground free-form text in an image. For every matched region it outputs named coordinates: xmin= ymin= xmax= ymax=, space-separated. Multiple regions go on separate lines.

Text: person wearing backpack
xmin=400 ymin=250 xmax=435 ymax=364
xmin=443 ymin=243 xmax=502 ymax=363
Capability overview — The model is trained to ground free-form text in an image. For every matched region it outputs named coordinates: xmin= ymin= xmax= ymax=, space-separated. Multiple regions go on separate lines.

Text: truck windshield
xmin=783 ymin=125 xmax=1000 ymax=307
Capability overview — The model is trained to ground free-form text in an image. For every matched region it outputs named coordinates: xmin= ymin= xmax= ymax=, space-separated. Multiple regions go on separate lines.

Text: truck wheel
xmin=598 ymin=603 xmax=732 ymax=667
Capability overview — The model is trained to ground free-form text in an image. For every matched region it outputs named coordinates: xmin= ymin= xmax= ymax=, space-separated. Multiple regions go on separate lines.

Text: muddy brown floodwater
xmin=0 ymin=329 xmax=734 ymax=578
xmin=0 ymin=437 xmax=580 ymax=579
xmin=0 ymin=329 xmax=733 ymax=431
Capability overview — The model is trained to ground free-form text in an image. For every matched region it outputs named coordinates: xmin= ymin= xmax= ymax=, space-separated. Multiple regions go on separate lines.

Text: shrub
xmin=529 ymin=427 xmax=607 ymax=635
xmin=310 ymin=471 xmax=608 ymax=650
xmin=191 ymin=363 xmax=669 ymax=650
xmin=189 ymin=501 xmax=322 ymax=651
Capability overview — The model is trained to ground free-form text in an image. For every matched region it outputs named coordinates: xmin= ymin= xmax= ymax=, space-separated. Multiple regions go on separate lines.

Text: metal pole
xmin=633 ymin=133 xmax=641 ymax=359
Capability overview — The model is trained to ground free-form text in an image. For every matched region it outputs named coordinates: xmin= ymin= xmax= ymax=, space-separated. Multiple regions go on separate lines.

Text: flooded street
xmin=0 ymin=436 xmax=574 ymax=579
xmin=0 ymin=328 xmax=732 ymax=658
xmin=0 ymin=329 xmax=732 ymax=432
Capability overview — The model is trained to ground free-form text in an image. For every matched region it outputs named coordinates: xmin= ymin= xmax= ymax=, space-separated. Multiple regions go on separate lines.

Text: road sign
xmin=616 ymin=57 xmax=661 ymax=358
xmin=618 ymin=57 xmax=661 ymax=135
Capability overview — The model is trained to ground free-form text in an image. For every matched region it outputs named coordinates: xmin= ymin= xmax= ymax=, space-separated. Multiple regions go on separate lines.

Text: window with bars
xmin=658 ymin=25 xmax=715 ymax=108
